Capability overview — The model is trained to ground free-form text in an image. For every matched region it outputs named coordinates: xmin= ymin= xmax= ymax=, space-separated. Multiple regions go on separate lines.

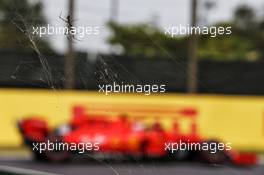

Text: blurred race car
xmin=17 ymin=106 xmax=257 ymax=166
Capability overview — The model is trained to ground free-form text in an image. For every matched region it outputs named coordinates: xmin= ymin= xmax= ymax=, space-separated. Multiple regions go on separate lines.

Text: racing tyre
xmin=197 ymin=141 xmax=230 ymax=165
xmin=44 ymin=134 xmax=70 ymax=162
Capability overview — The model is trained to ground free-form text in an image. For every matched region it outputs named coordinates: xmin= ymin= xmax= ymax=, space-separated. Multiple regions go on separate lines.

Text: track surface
xmin=0 ymin=158 xmax=263 ymax=175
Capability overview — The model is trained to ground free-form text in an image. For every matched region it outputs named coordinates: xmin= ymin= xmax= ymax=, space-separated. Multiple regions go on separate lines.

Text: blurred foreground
xmin=0 ymin=154 xmax=263 ymax=175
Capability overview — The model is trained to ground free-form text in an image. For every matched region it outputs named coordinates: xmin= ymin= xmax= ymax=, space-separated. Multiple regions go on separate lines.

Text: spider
xmin=59 ymin=12 xmax=80 ymax=41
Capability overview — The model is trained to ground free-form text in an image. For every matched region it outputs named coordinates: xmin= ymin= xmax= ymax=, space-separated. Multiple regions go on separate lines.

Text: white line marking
xmin=0 ymin=165 xmax=61 ymax=175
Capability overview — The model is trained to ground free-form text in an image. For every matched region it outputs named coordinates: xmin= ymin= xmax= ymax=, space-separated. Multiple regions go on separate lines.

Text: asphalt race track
xmin=0 ymin=157 xmax=263 ymax=175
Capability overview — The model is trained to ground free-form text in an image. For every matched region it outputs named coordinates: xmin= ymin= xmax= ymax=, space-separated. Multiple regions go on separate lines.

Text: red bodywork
xmin=17 ymin=105 xmax=258 ymax=165
xmin=65 ymin=106 xmax=202 ymax=157
xmin=18 ymin=117 xmax=49 ymax=143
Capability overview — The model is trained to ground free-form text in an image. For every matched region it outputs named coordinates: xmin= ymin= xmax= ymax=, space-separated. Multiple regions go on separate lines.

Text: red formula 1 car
xmin=17 ymin=106 xmax=257 ymax=165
